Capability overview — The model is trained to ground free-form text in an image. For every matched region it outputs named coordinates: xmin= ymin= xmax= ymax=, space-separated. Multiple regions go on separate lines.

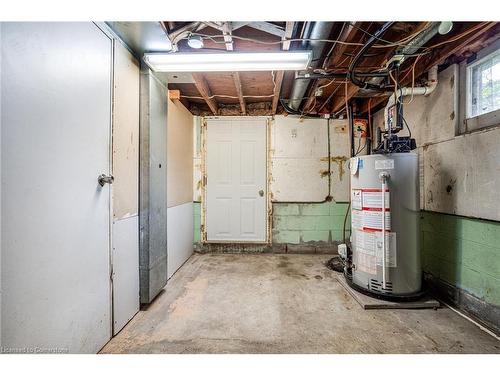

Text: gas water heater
xmin=347 ymin=153 xmax=421 ymax=298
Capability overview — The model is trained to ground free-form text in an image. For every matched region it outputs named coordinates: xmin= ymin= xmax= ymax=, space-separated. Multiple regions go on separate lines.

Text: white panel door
xmin=206 ymin=118 xmax=267 ymax=242
xmin=1 ymin=23 xmax=113 ymax=353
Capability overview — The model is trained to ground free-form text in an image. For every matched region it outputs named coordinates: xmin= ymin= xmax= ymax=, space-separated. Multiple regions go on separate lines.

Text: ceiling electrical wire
xmin=425 ymin=22 xmax=492 ymax=49
xmin=348 ymin=22 xmax=395 ymax=91
xmin=189 ymin=31 xmax=439 ymax=50
xmin=349 ymin=22 xmax=432 ymax=48
xmin=188 ymin=22 xmax=438 ymax=52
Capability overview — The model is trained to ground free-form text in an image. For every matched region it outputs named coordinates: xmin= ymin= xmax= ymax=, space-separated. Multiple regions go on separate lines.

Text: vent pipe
xmin=288 ymin=22 xmax=334 ymax=111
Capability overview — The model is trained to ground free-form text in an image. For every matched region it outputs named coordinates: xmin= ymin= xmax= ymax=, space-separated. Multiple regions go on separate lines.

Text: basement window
xmin=464 ymin=44 xmax=500 ymax=131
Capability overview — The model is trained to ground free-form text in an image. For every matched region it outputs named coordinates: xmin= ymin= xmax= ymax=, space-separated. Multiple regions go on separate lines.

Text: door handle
xmin=98 ymin=174 xmax=114 ymax=187
xmin=258 ymin=190 xmax=264 ymax=197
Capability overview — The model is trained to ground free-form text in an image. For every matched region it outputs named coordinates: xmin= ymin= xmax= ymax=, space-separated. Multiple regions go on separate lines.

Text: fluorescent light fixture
xmin=143 ymin=51 xmax=312 ymax=72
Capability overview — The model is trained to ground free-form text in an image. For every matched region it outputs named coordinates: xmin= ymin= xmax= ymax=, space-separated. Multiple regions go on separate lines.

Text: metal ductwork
xmin=361 ymin=22 xmax=452 ymax=94
xmin=288 ymin=22 xmax=334 ymax=111
xmin=399 ymin=22 xmax=451 ymax=58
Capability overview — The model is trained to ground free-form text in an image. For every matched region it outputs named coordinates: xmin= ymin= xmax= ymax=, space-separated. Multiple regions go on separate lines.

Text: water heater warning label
xmin=351 ymin=189 xmax=391 ymax=231
xmin=361 ymin=189 xmax=390 ymax=210
xmin=362 ymin=210 xmax=391 ymax=231
xmin=354 ymin=229 xmax=397 ymax=274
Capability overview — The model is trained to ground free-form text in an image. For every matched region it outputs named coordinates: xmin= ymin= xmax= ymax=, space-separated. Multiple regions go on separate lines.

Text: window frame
xmin=460 ymin=39 xmax=500 ymax=134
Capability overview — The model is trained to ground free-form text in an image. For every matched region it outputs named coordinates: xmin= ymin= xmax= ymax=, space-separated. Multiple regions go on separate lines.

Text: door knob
xmin=258 ymin=190 xmax=264 ymax=197
xmin=98 ymin=174 xmax=114 ymax=187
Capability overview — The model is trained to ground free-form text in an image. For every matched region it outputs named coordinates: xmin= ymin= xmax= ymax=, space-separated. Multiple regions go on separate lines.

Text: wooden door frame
xmin=201 ymin=116 xmax=271 ymax=244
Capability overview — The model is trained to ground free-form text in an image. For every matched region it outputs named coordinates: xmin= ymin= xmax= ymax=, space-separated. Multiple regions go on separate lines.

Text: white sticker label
xmin=350 ymin=157 xmax=359 ymax=175
xmin=353 ymin=230 xmax=377 ymax=274
xmin=375 ymin=159 xmax=394 ymax=170
xmin=357 ymin=253 xmax=377 ymax=275
xmin=354 ymin=230 xmax=397 ymax=272
xmin=375 ymin=231 xmax=397 ymax=267
xmin=351 ymin=189 xmax=362 ymax=210
xmin=352 ymin=209 xmax=363 ymax=229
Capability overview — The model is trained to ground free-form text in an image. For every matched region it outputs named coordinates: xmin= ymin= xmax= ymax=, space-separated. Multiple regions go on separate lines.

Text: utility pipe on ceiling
xmin=288 ymin=22 xmax=335 ymax=111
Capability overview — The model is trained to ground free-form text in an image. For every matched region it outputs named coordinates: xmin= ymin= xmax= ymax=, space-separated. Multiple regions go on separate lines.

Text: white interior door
xmin=111 ymin=40 xmax=140 ymax=334
xmin=1 ymin=22 xmax=113 ymax=353
xmin=206 ymin=118 xmax=267 ymax=242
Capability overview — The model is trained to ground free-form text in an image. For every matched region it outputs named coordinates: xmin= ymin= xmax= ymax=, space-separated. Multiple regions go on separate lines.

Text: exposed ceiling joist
xmin=271 ymin=71 xmax=285 ymax=115
xmin=330 ymin=83 xmax=359 ymax=114
xmin=222 ymin=22 xmax=234 ymax=51
xmin=232 ymin=72 xmax=246 ymax=114
xmin=246 ymin=22 xmax=286 ymax=38
xmin=191 ymin=72 xmax=218 ymax=115
xmin=271 ymin=21 xmax=295 ymax=114
xmin=231 ymin=22 xmax=250 ymax=30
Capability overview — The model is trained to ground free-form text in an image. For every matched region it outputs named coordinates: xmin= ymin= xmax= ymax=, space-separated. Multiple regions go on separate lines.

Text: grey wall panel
xmin=139 ymin=68 xmax=168 ymax=304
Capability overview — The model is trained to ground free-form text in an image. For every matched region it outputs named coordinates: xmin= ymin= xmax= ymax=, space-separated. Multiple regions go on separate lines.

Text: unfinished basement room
xmin=1 ymin=1 xmax=500 ymax=371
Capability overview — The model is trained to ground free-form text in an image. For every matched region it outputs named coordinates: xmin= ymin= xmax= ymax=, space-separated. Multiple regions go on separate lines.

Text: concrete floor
xmin=101 ymin=254 xmax=500 ymax=354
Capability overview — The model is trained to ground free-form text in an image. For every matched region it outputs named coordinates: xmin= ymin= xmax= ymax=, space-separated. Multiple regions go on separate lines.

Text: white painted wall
xmin=373 ymin=64 xmax=500 ymax=221
xmin=167 ymin=202 xmax=193 ymax=278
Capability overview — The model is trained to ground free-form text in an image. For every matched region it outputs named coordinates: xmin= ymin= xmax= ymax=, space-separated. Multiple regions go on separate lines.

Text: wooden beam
xmin=271 ymin=71 xmax=285 ymax=114
xmin=191 ymin=72 xmax=218 ymax=115
xmin=168 ymin=89 xmax=181 ymax=100
xmin=330 ymin=83 xmax=360 ymax=114
xmin=271 ymin=21 xmax=295 ymax=114
xmin=232 ymin=72 xmax=246 ymax=115
xmin=247 ymin=22 xmax=286 ymax=38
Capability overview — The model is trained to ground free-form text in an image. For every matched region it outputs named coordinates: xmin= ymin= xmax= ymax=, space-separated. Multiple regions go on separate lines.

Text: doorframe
xmin=201 ymin=116 xmax=272 ymax=244
xmin=94 ymin=22 xmax=115 ymax=339
xmin=95 ymin=22 xmax=142 ymax=338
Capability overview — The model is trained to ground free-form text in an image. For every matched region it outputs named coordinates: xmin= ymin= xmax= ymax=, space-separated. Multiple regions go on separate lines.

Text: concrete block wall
xmin=193 ymin=201 xmax=350 ymax=247
xmin=272 ymin=202 xmax=350 ymax=245
xmin=421 ymin=211 xmax=500 ymax=333
xmin=421 ymin=212 xmax=500 ymax=305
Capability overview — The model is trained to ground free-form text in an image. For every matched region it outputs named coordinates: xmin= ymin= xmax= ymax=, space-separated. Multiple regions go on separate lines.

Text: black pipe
xmin=348 ymin=22 xmax=395 ymax=91
xmin=279 ymin=98 xmax=322 ymax=118
xmin=348 ymin=102 xmax=355 ymax=157
xmin=295 ymin=71 xmax=388 ymax=81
